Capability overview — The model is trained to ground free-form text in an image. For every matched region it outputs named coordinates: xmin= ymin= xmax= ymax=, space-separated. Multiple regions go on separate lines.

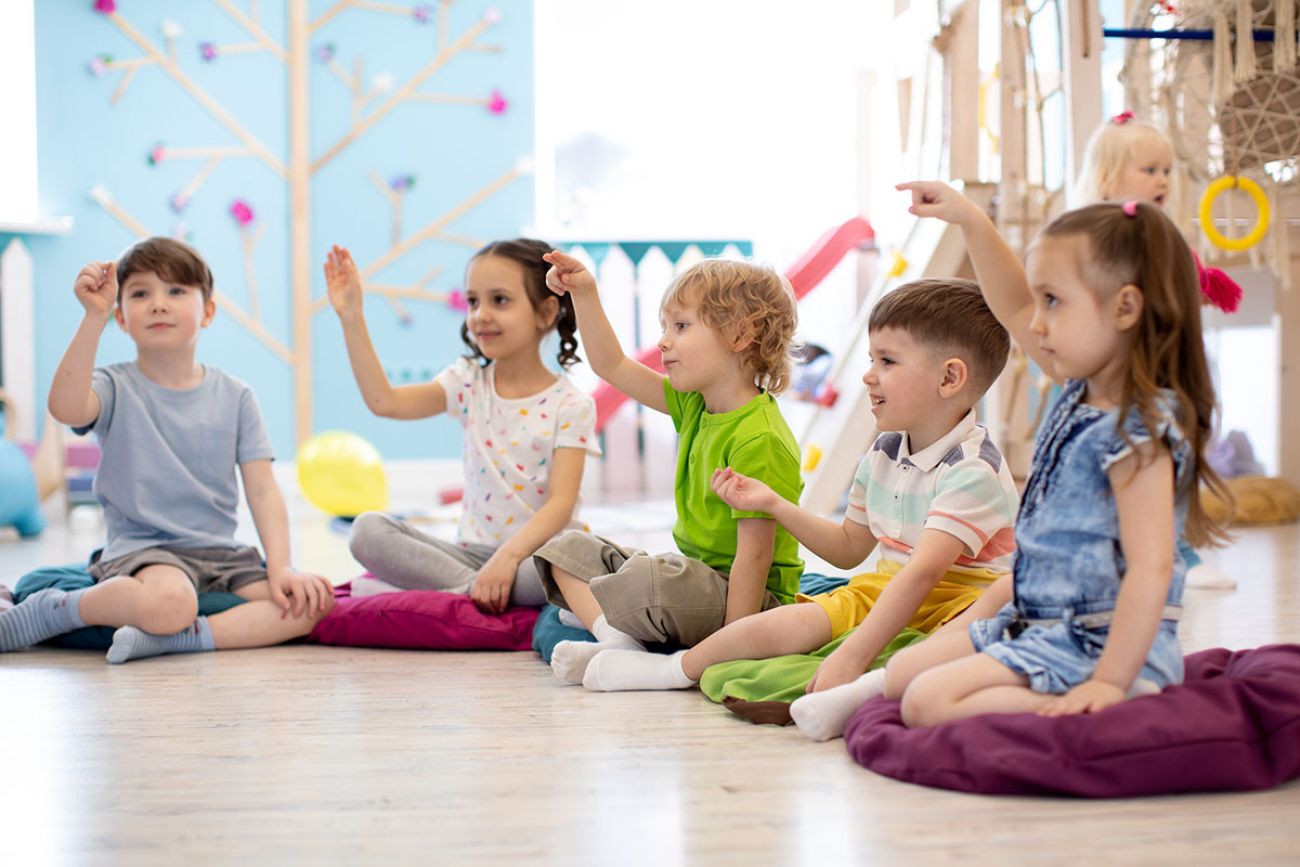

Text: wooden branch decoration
xmin=361 ymin=164 xmax=523 ymax=278
xmin=312 ymin=17 xmax=493 ymax=173
xmin=105 ymin=12 xmax=286 ymax=178
xmin=213 ymin=0 xmax=288 ymax=63
xmin=88 ymin=186 xmax=291 ymax=363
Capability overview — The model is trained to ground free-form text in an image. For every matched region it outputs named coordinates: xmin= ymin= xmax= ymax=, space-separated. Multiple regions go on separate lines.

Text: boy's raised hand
xmin=324 ymin=244 xmax=364 ymax=321
xmin=542 ymin=250 xmax=597 ymax=297
xmin=74 ymin=261 xmax=118 ymax=318
xmin=711 ymin=467 xmax=777 ymax=514
xmin=895 ymin=180 xmax=982 ymax=226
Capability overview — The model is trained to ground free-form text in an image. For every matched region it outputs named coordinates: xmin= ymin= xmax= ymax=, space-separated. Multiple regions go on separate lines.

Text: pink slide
xmin=593 ymin=217 xmax=875 ymax=431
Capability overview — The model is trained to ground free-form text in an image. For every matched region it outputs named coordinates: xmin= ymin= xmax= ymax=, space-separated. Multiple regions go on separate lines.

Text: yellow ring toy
xmin=1199 ymin=175 xmax=1270 ymax=252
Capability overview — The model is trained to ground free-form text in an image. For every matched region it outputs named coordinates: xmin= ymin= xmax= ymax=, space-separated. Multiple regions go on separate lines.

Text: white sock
xmin=583 ymin=649 xmax=695 ymax=691
xmin=550 ymin=614 xmax=643 ymax=684
xmin=1186 ymin=562 xmax=1237 ymax=590
xmin=350 ymin=576 xmax=406 ymax=597
xmin=789 ymin=667 xmax=887 ymax=741
xmin=557 ymin=608 xmax=585 ymax=629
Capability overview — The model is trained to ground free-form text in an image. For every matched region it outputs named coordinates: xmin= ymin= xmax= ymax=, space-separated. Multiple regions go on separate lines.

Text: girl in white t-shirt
xmin=325 ymin=239 xmax=600 ymax=612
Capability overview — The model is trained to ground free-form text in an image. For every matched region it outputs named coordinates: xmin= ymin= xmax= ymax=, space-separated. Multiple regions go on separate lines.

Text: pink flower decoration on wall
xmin=447 ymin=289 xmax=468 ymax=312
xmin=314 ymin=43 xmax=337 ymax=64
xmin=88 ymin=54 xmax=113 ymax=77
xmin=230 ymin=200 xmax=255 ymax=227
xmin=412 ymin=4 xmax=435 ymax=24
xmin=147 ymin=142 xmax=166 ymax=166
xmin=94 ymin=0 xmax=117 ymax=14
xmin=487 ymin=90 xmax=508 ymax=115
xmin=170 ymin=192 xmax=191 ymax=214
xmin=389 ymin=173 xmax=416 ymax=192
xmin=200 ymin=42 xmax=218 ymax=62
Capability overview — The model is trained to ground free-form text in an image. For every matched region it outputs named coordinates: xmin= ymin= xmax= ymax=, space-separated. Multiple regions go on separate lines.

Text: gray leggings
xmin=347 ymin=512 xmax=547 ymax=607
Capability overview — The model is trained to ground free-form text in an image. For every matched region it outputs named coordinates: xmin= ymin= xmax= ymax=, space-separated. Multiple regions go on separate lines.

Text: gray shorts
xmin=533 ymin=529 xmax=781 ymax=647
xmin=88 ymin=545 xmax=268 ymax=595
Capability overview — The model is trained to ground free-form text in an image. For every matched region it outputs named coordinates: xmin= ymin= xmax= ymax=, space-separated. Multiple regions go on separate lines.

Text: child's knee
xmin=882 ymin=653 xmax=910 ymax=700
xmin=899 ymin=670 xmax=944 ymax=728
xmin=138 ymin=584 xmax=200 ymax=633
xmin=347 ymin=511 xmax=389 ymax=561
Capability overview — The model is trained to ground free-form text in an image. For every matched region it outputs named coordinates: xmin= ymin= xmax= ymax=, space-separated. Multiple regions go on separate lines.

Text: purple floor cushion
xmin=307 ymin=580 xmax=539 ymax=651
xmin=843 ymin=644 xmax=1300 ymax=797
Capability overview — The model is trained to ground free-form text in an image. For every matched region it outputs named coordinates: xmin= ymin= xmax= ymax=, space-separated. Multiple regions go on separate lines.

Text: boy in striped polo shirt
xmin=583 ymin=279 xmax=1019 ymax=736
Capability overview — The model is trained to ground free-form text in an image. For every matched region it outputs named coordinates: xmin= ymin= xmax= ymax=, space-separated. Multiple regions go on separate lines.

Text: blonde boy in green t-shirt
xmin=538 ymin=251 xmax=804 ymax=685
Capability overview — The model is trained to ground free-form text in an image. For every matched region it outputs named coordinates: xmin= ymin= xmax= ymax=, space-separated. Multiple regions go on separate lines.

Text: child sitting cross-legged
xmin=0 ymin=238 xmax=333 ymax=663
xmin=582 ymin=279 xmax=1020 ymax=742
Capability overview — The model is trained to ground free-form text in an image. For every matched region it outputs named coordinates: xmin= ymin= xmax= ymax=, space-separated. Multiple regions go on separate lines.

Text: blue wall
xmin=27 ymin=0 xmax=533 ymax=459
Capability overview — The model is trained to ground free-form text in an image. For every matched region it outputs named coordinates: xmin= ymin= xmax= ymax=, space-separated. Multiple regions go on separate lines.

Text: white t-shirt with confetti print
xmin=437 ymin=357 xmax=601 ymax=547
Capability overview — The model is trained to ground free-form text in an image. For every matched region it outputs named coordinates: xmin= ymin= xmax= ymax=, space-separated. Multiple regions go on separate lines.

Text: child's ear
xmin=1112 ymin=284 xmax=1144 ymax=330
xmin=728 ymin=321 xmax=756 ymax=353
xmin=938 ymin=357 xmax=968 ymax=397
xmin=201 ymin=297 xmax=217 ymax=327
xmin=535 ymin=295 xmax=560 ymax=330
xmin=113 ymin=306 xmax=127 ymax=331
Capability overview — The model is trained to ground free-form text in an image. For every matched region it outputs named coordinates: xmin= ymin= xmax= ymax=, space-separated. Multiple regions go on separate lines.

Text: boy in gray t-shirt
xmin=0 ymin=238 xmax=334 ymax=663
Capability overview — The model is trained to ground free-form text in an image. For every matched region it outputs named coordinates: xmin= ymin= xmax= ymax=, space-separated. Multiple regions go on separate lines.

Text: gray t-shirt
xmin=75 ymin=362 xmax=274 ymax=561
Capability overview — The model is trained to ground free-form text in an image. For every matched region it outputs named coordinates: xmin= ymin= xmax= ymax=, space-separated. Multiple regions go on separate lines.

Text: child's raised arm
xmin=896 ymin=181 xmax=1059 ymax=382
xmin=543 ymin=250 xmax=669 ymax=414
xmin=325 ymin=245 xmax=447 ymax=420
xmin=48 ymin=262 xmax=116 ymax=427
xmin=712 ymin=467 xmax=877 ymax=570
xmin=1040 ymin=442 xmax=1175 ymax=716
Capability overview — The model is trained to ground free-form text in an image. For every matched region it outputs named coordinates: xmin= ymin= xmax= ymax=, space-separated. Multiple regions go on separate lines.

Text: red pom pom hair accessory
xmin=1112 ymin=110 xmax=1135 ymax=125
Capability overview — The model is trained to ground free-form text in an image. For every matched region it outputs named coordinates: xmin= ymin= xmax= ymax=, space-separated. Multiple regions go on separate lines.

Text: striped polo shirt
xmin=846 ymin=409 xmax=1019 ymax=570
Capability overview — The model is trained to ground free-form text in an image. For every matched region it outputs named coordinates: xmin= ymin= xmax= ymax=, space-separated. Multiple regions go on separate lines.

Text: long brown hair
xmin=462 ymin=239 xmax=580 ymax=369
xmin=1041 ymin=202 xmax=1231 ymax=547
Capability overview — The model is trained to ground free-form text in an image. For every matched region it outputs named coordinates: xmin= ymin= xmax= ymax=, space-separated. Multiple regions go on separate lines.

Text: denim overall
xmin=971 ymin=379 xmax=1191 ymax=694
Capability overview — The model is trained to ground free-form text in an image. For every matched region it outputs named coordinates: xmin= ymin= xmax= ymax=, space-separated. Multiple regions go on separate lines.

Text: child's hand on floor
xmin=1037 ymin=679 xmax=1126 ymax=717
xmin=323 ymin=244 xmax=364 ymax=321
xmin=542 ymin=250 xmax=597 ymax=297
xmin=711 ymin=467 xmax=777 ymax=513
xmin=469 ymin=553 xmax=518 ymax=615
xmin=73 ymin=261 xmax=118 ymax=318
xmin=896 ymin=180 xmax=984 ymax=226
xmin=269 ymin=568 xmax=335 ymax=619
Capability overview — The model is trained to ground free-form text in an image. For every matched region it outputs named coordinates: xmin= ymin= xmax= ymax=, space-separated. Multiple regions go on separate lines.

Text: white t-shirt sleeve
xmin=555 ymin=387 xmax=601 ymax=457
xmin=435 ymin=358 xmax=475 ymax=429
xmin=844 ymin=453 xmax=875 ymax=526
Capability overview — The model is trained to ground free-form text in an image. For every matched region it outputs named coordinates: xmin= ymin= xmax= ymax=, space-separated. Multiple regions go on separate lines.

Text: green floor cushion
xmin=699 ymin=626 xmax=928 ymax=708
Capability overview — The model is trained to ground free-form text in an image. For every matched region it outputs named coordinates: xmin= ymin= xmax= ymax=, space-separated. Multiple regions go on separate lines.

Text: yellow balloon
xmin=297 ymin=431 xmax=388 ymax=517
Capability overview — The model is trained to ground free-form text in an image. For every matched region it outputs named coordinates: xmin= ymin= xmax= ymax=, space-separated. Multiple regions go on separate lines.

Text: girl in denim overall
xmin=1077 ymin=111 xmax=1240 ymax=590
xmin=881 ymin=198 xmax=1231 ymax=726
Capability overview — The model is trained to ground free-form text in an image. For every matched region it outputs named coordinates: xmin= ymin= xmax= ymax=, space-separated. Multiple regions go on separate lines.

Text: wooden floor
xmin=2 ymin=503 xmax=1299 ymax=865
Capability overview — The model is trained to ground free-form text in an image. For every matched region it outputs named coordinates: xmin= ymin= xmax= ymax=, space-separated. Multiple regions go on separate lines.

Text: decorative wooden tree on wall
xmin=85 ymin=0 xmax=527 ymax=444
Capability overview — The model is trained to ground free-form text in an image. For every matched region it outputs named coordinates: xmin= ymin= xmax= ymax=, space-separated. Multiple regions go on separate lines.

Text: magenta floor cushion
xmin=307 ymin=581 xmax=539 ymax=651
xmin=843 ymin=644 xmax=1300 ymax=797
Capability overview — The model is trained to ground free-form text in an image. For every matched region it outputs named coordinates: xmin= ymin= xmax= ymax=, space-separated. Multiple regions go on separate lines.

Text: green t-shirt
xmin=665 ymin=381 xmax=804 ymax=603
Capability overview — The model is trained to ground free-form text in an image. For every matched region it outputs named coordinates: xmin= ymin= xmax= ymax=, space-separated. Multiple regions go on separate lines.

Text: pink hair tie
xmin=1112 ymin=110 xmax=1135 ymax=125
xmin=1121 ymin=200 xmax=1140 ymax=217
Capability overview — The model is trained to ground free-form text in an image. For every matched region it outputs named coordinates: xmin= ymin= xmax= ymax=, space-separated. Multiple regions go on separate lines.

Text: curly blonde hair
xmin=661 ymin=259 xmax=798 ymax=394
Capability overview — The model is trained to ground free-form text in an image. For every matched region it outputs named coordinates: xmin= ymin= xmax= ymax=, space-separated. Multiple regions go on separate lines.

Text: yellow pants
xmin=800 ymin=558 xmax=1005 ymax=639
